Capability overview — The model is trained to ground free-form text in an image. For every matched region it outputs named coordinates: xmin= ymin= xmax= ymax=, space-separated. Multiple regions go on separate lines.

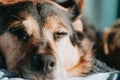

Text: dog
xmin=0 ymin=0 xmax=119 ymax=80
xmin=103 ymin=19 xmax=120 ymax=70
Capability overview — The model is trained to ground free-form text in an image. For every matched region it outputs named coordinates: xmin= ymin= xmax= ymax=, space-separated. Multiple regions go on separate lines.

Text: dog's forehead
xmin=5 ymin=1 xmax=72 ymax=30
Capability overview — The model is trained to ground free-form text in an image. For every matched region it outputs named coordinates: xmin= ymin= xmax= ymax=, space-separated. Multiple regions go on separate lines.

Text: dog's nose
xmin=31 ymin=54 xmax=56 ymax=74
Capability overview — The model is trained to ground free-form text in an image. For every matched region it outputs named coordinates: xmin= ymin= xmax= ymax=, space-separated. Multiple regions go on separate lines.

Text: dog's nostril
xmin=50 ymin=62 xmax=55 ymax=67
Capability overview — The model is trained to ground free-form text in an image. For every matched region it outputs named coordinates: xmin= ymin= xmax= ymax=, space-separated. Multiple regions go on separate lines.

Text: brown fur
xmin=103 ymin=19 xmax=120 ymax=70
xmin=0 ymin=0 xmax=114 ymax=80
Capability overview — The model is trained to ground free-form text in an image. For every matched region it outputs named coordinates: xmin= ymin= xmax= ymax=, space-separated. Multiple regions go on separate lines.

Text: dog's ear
xmin=72 ymin=16 xmax=83 ymax=32
xmin=68 ymin=0 xmax=85 ymax=32
xmin=54 ymin=0 xmax=85 ymax=19
xmin=71 ymin=0 xmax=85 ymax=32
xmin=51 ymin=0 xmax=85 ymax=32
xmin=72 ymin=0 xmax=85 ymax=32
xmin=72 ymin=0 xmax=85 ymax=19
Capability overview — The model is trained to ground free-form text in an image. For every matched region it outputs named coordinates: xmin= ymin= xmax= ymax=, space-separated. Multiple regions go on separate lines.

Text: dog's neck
xmin=90 ymin=58 xmax=115 ymax=74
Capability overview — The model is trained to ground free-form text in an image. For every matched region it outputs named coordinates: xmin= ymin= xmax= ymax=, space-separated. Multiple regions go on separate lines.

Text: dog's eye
xmin=8 ymin=28 xmax=30 ymax=41
xmin=54 ymin=32 xmax=68 ymax=40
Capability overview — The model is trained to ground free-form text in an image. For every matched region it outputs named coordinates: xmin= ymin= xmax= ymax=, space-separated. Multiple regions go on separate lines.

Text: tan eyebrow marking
xmin=58 ymin=22 xmax=68 ymax=29
xmin=54 ymin=22 xmax=68 ymax=34
xmin=8 ymin=21 xmax=21 ymax=27
xmin=22 ymin=16 xmax=40 ymax=38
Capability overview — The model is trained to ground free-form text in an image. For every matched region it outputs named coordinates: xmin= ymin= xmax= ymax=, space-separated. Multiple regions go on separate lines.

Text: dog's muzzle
xmin=31 ymin=54 xmax=56 ymax=74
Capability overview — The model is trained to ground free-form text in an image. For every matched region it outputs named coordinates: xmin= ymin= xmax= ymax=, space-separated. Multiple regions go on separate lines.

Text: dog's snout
xmin=31 ymin=54 xmax=56 ymax=74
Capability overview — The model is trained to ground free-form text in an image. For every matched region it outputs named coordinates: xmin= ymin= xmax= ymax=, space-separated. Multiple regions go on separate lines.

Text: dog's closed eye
xmin=54 ymin=31 xmax=68 ymax=40
xmin=8 ymin=27 xmax=30 ymax=41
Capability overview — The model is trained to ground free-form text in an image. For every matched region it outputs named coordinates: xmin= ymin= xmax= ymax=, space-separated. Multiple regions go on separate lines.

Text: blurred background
xmin=55 ymin=0 xmax=120 ymax=32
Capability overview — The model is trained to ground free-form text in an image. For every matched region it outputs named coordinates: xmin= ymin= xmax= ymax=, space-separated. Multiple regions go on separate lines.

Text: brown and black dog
xmin=0 ymin=0 xmax=115 ymax=80
xmin=103 ymin=19 xmax=120 ymax=70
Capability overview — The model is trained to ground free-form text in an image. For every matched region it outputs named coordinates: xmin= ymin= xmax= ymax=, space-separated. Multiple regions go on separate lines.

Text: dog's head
xmin=0 ymin=0 xmax=93 ymax=79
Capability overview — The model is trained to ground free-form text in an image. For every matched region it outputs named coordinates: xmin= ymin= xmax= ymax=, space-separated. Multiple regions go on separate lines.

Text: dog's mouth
xmin=12 ymin=57 xmax=66 ymax=80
